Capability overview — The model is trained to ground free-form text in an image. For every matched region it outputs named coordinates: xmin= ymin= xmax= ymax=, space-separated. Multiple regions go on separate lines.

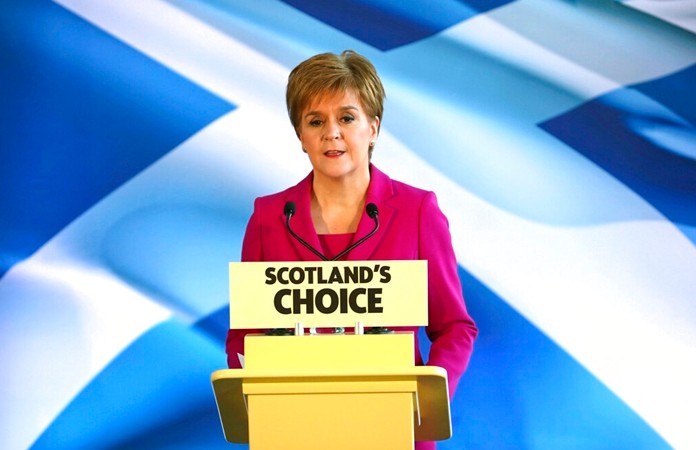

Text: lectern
xmin=211 ymin=260 xmax=452 ymax=449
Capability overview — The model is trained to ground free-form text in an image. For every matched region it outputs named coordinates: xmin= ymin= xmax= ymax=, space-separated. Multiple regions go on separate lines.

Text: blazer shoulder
xmin=388 ymin=178 xmax=435 ymax=208
xmin=253 ymin=172 xmax=312 ymax=210
xmin=255 ymin=187 xmax=292 ymax=207
xmin=391 ymin=178 xmax=430 ymax=197
xmin=370 ymin=164 xmax=432 ymax=204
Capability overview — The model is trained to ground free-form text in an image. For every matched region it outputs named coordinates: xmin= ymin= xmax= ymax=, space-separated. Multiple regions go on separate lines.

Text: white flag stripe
xmin=0 ymin=257 xmax=170 ymax=450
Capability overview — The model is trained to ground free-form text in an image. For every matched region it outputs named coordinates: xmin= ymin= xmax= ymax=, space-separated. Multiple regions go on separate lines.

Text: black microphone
xmin=284 ymin=201 xmax=328 ymax=261
xmin=332 ymin=203 xmax=379 ymax=261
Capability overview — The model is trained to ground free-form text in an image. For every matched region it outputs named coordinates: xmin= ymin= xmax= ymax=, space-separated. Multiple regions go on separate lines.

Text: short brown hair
xmin=286 ymin=50 xmax=385 ymax=137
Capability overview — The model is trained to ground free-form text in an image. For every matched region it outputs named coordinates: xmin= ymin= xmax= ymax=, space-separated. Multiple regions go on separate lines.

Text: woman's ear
xmin=371 ymin=116 xmax=380 ymax=140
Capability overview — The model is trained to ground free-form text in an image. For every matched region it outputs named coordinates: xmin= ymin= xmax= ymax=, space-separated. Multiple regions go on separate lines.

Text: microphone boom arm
xmin=283 ymin=201 xmax=380 ymax=262
xmin=285 ymin=210 xmax=329 ymax=261
xmin=332 ymin=211 xmax=379 ymax=261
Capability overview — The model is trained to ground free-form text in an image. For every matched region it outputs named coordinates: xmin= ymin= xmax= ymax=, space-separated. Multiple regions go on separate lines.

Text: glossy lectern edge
xmin=211 ymin=365 xmax=451 ymax=443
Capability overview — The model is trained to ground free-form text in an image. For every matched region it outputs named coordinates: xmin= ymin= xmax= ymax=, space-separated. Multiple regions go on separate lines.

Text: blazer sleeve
xmin=225 ymin=198 xmax=264 ymax=368
xmin=419 ymin=191 xmax=478 ymax=398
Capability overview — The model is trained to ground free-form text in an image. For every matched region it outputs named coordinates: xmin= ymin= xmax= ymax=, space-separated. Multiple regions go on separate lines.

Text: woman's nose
xmin=324 ymin=120 xmax=340 ymax=140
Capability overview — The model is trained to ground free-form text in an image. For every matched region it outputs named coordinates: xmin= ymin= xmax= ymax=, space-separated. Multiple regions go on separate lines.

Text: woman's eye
xmin=309 ymin=119 xmax=322 ymax=127
xmin=341 ymin=115 xmax=355 ymax=123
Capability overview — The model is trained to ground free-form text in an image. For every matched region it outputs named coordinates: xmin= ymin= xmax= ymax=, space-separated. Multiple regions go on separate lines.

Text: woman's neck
xmin=311 ymin=171 xmax=370 ymax=234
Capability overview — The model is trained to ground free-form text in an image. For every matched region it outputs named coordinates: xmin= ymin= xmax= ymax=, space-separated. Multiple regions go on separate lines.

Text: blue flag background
xmin=1 ymin=1 xmax=695 ymax=449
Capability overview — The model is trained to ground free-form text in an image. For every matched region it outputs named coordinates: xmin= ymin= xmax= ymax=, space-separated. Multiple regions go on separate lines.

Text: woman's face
xmin=298 ymin=89 xmax=379 ymax=183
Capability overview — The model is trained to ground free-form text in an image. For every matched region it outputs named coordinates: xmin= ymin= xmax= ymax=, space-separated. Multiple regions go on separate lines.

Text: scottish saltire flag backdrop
xmin=1 ymin=0 xmax=695 ymax=449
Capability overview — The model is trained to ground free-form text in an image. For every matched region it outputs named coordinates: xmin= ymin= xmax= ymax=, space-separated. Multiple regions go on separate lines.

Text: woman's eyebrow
xmin=304 ymin=105 xmax=359 ymax=118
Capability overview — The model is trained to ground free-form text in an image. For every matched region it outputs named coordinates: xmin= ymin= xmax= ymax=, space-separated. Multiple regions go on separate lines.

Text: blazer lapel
xmin=284 ymin=172 xmax=326 ymax=261
xmin=348 ymin=165 xmax=395 ymax=261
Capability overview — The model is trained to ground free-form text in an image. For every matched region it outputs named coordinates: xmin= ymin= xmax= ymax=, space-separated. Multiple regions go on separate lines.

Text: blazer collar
xmin=350 ymin=164 xmax=395 ymax=261
xmin=283 ymin=171 xmax=323 ymax=261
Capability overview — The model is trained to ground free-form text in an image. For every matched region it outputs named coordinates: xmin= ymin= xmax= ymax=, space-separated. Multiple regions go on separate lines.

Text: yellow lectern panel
xmin=211 ymin=333 xmax=452 ymax=447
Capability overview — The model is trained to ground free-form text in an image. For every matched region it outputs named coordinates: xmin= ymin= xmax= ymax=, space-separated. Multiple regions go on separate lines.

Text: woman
xmin=226 ymin=50 xmax=477 ymax=449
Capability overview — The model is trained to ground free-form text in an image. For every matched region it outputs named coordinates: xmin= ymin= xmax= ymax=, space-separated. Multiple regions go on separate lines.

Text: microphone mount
xmin=284 ymin=201 xmax=328 ymax=261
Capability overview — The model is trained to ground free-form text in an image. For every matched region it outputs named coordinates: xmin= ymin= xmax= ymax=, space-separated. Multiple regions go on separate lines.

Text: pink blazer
xmin=226 ymin=164 xmax=477 ymax=398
